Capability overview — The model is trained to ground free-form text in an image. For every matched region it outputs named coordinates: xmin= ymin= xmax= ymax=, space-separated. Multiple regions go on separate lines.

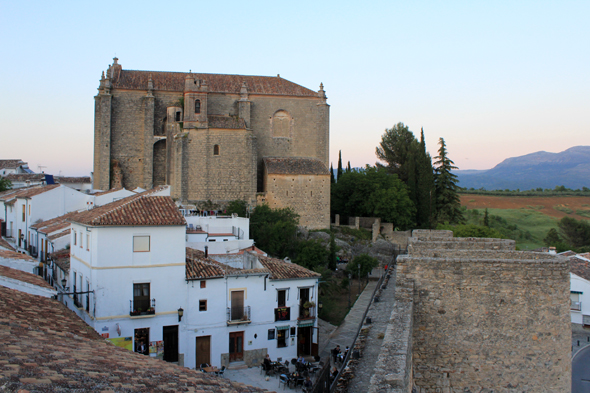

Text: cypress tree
xmin=337 ymin=150 xmax=343 ymax=180
xmin=330 ymin=163 xmax=335 ymax=184
xmin=347 ymin=161 xmax=351 ymax=173
xmin=415 ymin=128 xmax=435 ymax=228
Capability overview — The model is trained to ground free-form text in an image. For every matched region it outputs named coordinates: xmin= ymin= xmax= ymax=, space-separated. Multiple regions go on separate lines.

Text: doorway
xmin=196 ymin=336 xmax=211 ymax=367
xmin=229 ymin=331 xmax=244 ymax=362
xmin=134 ymin=327 xmax=149 ymax=356
xmin=163 ymin=325 xmax=178 ymax=362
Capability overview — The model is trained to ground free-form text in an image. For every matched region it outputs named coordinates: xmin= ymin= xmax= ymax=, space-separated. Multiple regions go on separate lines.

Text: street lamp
xmin=178 ymin=307 xmax=184 ymax=322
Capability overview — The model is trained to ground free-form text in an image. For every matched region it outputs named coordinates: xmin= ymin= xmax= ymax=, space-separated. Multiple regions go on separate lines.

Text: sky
xmin=1 ymin=1 xmax=588 ymax=176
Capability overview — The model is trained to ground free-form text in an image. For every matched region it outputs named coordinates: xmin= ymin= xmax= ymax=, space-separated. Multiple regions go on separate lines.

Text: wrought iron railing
xmin=572 ymin=301 xmax=582 ymax=311
xmin=298 ymin=305 xmax=315 ymax=320
xmin=227 ymin=306 xmax=251 ymax=322
xmin=275 ymin=307 xmax=291 ymax=321
xmin=130 ymin=298 xmax=156 ymax=316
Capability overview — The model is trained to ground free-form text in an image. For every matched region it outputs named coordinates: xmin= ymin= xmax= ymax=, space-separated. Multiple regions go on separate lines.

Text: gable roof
xmin=0 ymin=159 xmax=26 ymax=170
xmin=0 ymin=264 xmax=53 ymax=289
xmin=0 ymin=237 xmax=15 ymax=251
xmin=55 ymin=176 xmax=91 ymax=183
xmin=0 ymin=285 xmax=265 ymax=392
xmin=69 ymin=189 xmax=185 ymax=227
xmin=186 ymin=248 xmax=240 ymax=279
xmin=0 ymin=184 xmax=60 ymax=202
xmin=263 ymin=157 xmax=330 ymax=175
xmin=113 ymin=69 xmax=318 ymax=97
xmin=30 ymin=211 xmax=78 ymax=232
xmin=571 ymin=255 xmax=590 ymax=281
xmin=91 ymin=187 xmax=126 ymax=196
xmin=259 ymin=256 xmax=321 ymax=280
xmin=4 ymin=173 xmax=46 ymax=182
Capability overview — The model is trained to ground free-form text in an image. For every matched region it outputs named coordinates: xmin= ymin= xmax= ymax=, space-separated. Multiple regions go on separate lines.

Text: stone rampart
xmin=408 ymin=237 xmax=516 ymax=251
xmin=368 ymin=277 xmax=414 ymax=393
xmin=397 ymin=245 xmax=571 ymax=392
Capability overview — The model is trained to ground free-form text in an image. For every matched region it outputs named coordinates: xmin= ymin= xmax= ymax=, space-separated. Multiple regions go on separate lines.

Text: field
xmin=460 ymin=195 xmax=590 ymax=250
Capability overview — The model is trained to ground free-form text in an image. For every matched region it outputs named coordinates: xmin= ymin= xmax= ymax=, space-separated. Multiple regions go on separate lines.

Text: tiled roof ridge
xmin=123 ymin=68 xmax=296 ymax=80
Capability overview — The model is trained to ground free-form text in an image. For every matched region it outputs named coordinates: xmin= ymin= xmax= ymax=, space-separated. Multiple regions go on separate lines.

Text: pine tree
xmin=347 ymin=161 xmax=351 ymax=173
xmin=337 ymin=150 xmax=343 ymax=180
xmin=483 ymin=208 xmax=490 ymax=227
xmin=330 ymin=163 xmax=335 ymax=184
xmin=433 ymin=137 xmax=463 ymax=224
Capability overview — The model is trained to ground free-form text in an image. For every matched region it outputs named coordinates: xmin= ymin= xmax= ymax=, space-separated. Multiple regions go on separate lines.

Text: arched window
xmin=195 ymin=99 xmax=201 ymax=114
xmin=272 ymin=110 xmax=291 ymax=138
xmin=213 ymin=145 xmax=220 ymax=156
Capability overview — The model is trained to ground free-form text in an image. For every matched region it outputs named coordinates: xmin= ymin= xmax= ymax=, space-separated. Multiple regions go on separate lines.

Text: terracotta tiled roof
xmin=0 ymin=250 xmax=35 ymax=262
xmin=91 ymin=187 xmax=126 ymax=196
xmin=49 ymin=249 xmax=70 ymax=273
xmin=0 ymin=286 xmax=265 ymax=392
xmin=113 ymin=69 xmax=318 ymax=97
xmin=70 ymin=192 xmax=185 ymax=227
xmin=258 ymin=256 xmax=321 ymax=280
xmin=30 ymin=211 xmax=77 ymax=231
xmin=55 ymin=176 xmax=91 ymax=183
xmin=0 ymin=185 xmax=60 ymax=201
xmin=0 ymin=238 xmax=15 ymax=251
xmin=4 ymin=173 xmax=46 ymax=182
xmin=47 ymin=228 xmax=70 ymax=241
xmin=0 ymin=159 xmax=26 ymax=170
xmin=186 ymin=248 xmax=240 ymax=279
xmin=208 ymin=115 xmax=247 ymax=129
xmin=571 ymin=255 xmax=590 ymax=281
xmin=559 ymin=250 xmax=577 ymax=257
xmin=264 ymin=157 xmax=330 ymax=175
xmin=0 ymin=265 xmax=52 ymax=289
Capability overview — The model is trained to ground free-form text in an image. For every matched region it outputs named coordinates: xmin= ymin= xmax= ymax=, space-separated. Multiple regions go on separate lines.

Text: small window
xmin=28 ymin=205 xmax=31 ymax=216
xmin=213 ymin=145 xmax=219 ymax=156
xmin=175 ymin=111 xmax=181 ymax=122
xmin=133 ymin=236 xmax=150 ymax=252
xmin=278 ymin=290 xmax=286 ymax=307
xmin=195 ymin=99 xmax=201 ymax=114
xmin=199 ymin=300 xmax=207 ymax=311
xmin=200 ymin=281 xmax=206 ymax=289
xmin=290 ymin=327 xmax=296 ymax=336
xmin=133 ymin=283 xmax=150 ymax=312
xmin=86 ymin=234 xmax=90 ymax=251
xmin=277 ymin=329 xmax=287 ymax=348
xmin=73 ymin=231 xmax=77 ymax=246
xmin=22 ymin=205 xmax=25 ymax=222
xmin=268 ymin=329 xmax=275 ymax=340
xmin=80 ymin=232 xmax=83 ymax=248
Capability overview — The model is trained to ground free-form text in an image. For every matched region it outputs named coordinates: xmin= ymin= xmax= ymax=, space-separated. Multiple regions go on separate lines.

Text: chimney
xmin=205 ymin=245 xmax=208 ymax=258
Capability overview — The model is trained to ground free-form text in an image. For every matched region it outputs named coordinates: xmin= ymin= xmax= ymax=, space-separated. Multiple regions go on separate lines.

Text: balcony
xmin=571 ymin=301 xmax=582 ymax=311
xmin=274 ymin=307 xmax=291 ymax=322
xmin=227 ymin=306 xmax=251 ymax=324
xmin=298 ymin=304 xmax=316 ymax=320
xmin=130 ymin=298 xmax=156 ymax=316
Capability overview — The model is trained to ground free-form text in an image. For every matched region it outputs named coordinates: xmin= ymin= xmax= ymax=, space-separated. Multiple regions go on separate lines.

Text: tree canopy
xmin=433 ymin=138 xmax=463 ymax=224
xmin=225 ymin=199 xmax=249 ymax=217
xmin=0 ymin=177 xmax=12 ymax=192
xmin=249 ymin=204 xmax=299 ymax=258
xmin=331 ymin=166 xmax=415 ymax=229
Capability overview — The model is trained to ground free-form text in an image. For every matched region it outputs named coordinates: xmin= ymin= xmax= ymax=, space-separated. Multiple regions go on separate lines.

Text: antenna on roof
xmin=37 ymin=165 xmax=47 ymax=174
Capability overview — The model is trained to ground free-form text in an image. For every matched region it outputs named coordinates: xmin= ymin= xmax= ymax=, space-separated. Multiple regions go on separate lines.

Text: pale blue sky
xmin=1 ymin=1 xmax=588 ymax=176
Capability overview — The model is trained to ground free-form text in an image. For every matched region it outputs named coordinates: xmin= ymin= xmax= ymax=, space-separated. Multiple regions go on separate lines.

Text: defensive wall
xmin=368 ymin=230 xmax=571 ymax=393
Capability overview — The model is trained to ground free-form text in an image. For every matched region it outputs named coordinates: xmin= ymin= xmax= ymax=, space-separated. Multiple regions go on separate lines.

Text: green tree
xmin=483 ymin=208 xmax=490 ymax=227
xmin=226 ymin=199 xmax=248 ymax=217
xmin=376 ymin=122 xmax=418 ymax=183
xmin=415 ymin=128 xmax=436 ymax=228
xmin=433 ymin=138 xmax=463 ymax=224
xmin=250 ymin=204 xmax=299 ymax=258
xmin=558 ymin=217 xmax=590 ymax=248
xmin=328 ymin=232 xmax=337 ymax=270
xmin=543 ymin=228 xmax=561 ymax=247
xmin=292 ymin=239 xmax=328 ymax=270
xmin=330 ymin=163 xmax=335 ymax=184
xmin=346 ymin=254 xmax=379 ymax=279
xmin=0 ymin=177 xmax=12 ymax=192
xmin=347 ymin=161 xmax=351 ymax=173
xmin=437 ymin=223 xmax=502 ymax=238
xmin=337 ymin=150 xmax=343 ymax=181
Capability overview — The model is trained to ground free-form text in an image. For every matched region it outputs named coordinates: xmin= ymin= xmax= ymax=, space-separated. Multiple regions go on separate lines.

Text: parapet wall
xmin=397 ymin=246 xmax=571 ymax=392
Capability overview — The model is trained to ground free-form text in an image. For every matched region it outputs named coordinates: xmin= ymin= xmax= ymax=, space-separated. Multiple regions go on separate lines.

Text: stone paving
xmin=346 ymin=268 xmax=397 ymax=393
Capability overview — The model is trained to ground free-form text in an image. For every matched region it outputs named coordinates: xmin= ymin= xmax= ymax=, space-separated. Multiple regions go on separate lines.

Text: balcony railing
xmin=298 ymin=305 xmax=316 ymax=320
xmin=571 ymin=301 xmax=582 ymax=311
xmin=130 ymin=298 xmax=156 ymax=316
xmin=227 ymin=306 xmax=251 ymax=323
xmin=275 ymin=307 xmax=291 ymax=321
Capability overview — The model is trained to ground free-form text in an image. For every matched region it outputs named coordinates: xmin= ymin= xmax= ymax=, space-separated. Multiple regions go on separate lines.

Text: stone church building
xmin=93 ymin=58 xmax=330 ymax=229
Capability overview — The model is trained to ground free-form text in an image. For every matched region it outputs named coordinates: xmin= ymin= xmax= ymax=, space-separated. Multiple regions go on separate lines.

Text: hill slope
xmin=455 ymin=146 xmax=590 ymax=190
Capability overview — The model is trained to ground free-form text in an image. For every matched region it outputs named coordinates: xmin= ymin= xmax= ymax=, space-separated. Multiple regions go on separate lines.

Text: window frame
xmin=133 ymin=236 xmax=150 ymax=252
xmin=277 ymin=329 xmax=287 ymax=348
xmin=199 ymin=299 xmax=207 ymax=312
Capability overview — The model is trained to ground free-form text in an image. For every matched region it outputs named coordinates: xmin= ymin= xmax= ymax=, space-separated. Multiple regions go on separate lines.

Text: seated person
xmin=297 ymin=355 xmax=306 ymax=364
xmin=330 ymin=366 xmax=338 ymax=382
xmin=304 ymin=376 xmax=313 ymax=390
xmin=332 ymin=345 xmax=341 ymax=362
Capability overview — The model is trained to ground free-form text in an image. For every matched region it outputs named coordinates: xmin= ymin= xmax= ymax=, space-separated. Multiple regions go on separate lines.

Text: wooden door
xmin=231 ymin=291 xmax=244 ymax=320
xmin=163 ymin=325 xmax=178 ymax=362
xmin=229 ymin=331 xmax=244 ymax=362
xmin=196 ymin=336 xmax=211 ymax=367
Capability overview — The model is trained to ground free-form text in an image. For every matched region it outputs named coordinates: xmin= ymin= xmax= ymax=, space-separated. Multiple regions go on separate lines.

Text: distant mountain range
xmin=454 ymin=146 xmax=590 ymax=190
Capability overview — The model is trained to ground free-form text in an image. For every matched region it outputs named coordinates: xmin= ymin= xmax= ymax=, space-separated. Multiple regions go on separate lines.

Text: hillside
xmin=455 ymin=146 xmax=590 ymax=190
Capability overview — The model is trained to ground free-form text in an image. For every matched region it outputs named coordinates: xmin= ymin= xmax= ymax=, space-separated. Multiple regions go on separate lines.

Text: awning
xmin=276 ymin=325 xmax=290 ymax=330
xmin=572 ymin=291 xmax=583 ymax=294
xmin=297 ymin=321 xmax=314 ymax=328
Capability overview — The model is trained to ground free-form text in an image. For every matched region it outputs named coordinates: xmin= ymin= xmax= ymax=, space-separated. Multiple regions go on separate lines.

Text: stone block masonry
xmin=398 ymin=235 xmax=571 ymax=392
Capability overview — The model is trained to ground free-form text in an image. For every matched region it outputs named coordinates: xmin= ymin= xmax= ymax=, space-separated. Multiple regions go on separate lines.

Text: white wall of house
xmin=0 ymin=256 xmax=38 ymax=274
xmin=184 ymin=215 xmax=250 ymax=240
xmin=571 ymin=272 xmax=590 ymax=325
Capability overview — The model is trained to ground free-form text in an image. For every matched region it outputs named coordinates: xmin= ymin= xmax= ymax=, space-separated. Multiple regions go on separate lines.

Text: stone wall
xmin=262 ymin=172 xmax=330 ymax=229
xmin=397 ymin=237 xmax=571 ymax=392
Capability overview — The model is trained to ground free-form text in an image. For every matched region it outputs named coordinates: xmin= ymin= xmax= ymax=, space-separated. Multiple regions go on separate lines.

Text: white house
xmin=5 ymin=173 xmax=48 ymax=188
xmin=55 ymin=176 xmax=93 ymax=192
xmin=185 ymin=214 xmax=253 ymax=254
xmin=0 ymin=159 xmax=31 ymax=176
xmin=570 ymin=254 xmax=590 ymax=326
xmin=65 ymin=191 xmax=320 ymax=369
